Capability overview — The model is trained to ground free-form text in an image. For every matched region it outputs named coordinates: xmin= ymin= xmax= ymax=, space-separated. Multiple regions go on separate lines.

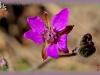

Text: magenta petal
xmin=24 ymin=30 xmax=44 ymax=44
xmin=52 ymin=8 xmax=69 ymax=31
xmin=57 ymin=34 xmax=68 ymax=51
xmin=27 ymin=16 xmax=46 ymax=33
xmin=46 ymin=44 xmax=59 ymax=58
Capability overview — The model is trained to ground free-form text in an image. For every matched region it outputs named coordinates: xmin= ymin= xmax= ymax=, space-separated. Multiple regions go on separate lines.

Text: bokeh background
xmin=0 ymin=3 xmax=100 ymax=72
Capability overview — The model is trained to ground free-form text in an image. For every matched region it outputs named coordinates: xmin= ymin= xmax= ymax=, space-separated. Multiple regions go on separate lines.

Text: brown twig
xmin=32 ymin=52 xmax=77 ymax=72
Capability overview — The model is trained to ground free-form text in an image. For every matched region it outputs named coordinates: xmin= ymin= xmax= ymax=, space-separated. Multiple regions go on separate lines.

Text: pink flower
xmin=0 ymin=58 xmax=5 ymax=67
xmin=24 ymin=8 xmax=74 ymax=60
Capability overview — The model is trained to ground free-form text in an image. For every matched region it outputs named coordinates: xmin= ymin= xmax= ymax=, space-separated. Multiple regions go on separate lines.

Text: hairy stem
xmin=31 ymin=52 xmax=77 ymax=72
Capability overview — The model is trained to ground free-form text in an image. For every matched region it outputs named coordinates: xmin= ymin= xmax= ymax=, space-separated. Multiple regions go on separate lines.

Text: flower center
xmin=43 ymin=28 xmax=58 ymax=44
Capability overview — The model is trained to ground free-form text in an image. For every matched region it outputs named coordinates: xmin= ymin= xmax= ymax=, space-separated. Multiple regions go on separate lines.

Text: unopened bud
xmin=80 ymin=33 xmax=92 ymax=46
xmin=78 ymin=33 xmax=96 ymax=57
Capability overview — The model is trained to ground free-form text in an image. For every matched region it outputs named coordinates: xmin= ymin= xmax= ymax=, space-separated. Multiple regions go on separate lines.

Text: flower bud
xmin=77 ymin=33 xmax=96 ymax=57
xmin=80 ymin=33 xmax=92 ymax=46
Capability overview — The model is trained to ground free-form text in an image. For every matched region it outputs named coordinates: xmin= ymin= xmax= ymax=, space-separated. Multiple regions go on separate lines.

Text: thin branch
xmin=32 ymin=52 xmax=77 ymax=72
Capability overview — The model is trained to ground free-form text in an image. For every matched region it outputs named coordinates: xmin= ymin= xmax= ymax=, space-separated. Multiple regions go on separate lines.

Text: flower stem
xmin=31 ymin=52 xmax=77 ymax=72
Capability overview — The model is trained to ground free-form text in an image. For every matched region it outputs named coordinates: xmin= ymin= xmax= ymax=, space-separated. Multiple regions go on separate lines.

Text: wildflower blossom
xmin=0 ymin=56 xmax=8 ymax=71
xmin=0 ymin=58 xmax=5 ymax=67
xmin=24 ymin=8 xmax=74 ymax=60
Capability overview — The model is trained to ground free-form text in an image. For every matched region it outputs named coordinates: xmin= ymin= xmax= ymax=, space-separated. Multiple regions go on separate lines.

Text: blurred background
xmin=0 ymin=3 xmax=100 ymax=72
